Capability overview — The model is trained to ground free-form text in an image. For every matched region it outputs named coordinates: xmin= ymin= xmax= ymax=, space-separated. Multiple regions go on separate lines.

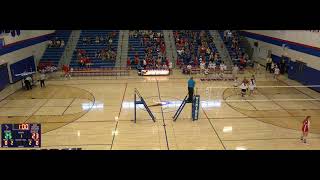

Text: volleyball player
xmin=240 ymin=80 xmax=248 ymax=97
xmin=249 ymin=78 xmax=256 ymax=95
xmin=301 ymin=116 xmax=311 ymax=143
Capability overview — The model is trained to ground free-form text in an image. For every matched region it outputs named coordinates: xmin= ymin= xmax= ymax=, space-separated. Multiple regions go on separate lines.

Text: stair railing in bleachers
xmin=59 ymin=30 xmax=81 ymax=68
xmin=209 ymin=30 xmax=233 ymax=69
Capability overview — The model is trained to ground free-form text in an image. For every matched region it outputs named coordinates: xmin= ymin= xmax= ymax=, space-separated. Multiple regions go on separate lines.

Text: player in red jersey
xmin=301 ymin=116 xmax=311 ymax=143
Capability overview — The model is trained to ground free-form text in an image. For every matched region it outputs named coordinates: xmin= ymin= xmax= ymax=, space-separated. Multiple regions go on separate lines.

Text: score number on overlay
xmin=1 ymin=124 xmax=41 ymax=148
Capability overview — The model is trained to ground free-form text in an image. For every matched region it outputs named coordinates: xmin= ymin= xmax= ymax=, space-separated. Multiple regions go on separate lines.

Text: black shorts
xmin=241 ymin=89 xmax=246 ymax=93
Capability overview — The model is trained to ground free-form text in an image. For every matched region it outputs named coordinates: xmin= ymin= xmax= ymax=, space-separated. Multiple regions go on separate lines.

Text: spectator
xmin=208 ymin=61 xmax=216 ymax=70
xmin=140 ymin=37 xmax=144 ymax=46
xmin=232 ymin=64 xmax=239 ymax=79
xmin=194 ymin=56 xmax=199 ymax=66
xmin=168 ymin=61 xmax=173 ymax=73
xmin=60 ymin=40 xmax=65 ymax=48
xmin=40 ymin=72 xmax=46 ymax=88
xmin=274 ymin=65 xmax=280 ymax=79
xmin=143 ymin=59 xmax=147 ymax=69
xmin=200 ymin=61 xmax=206 ymax=74
xmin=55 ymin=38 xmax=61 ymax=47
xmin=157 ymin=57 xmax=162 ymax=67
xmin=255 ymin=62 xmax=261 ymax=74
xmin=95 ymin=36 xmax=100 ymax=44
xmin=239 ymin=56 xmax=245 ymax=68
xmin=134 ymin=56 xmax=139 ymax=66
xmin=48 ymin=40 xmax=53 ymax=48
xmin=99 ymin=36 xmax=104 ymax=44
xmin=187 ymin=64 xmax=192 ymax=75
xmin=95 ymin=50 xmax=101 ymax=58
xmin=127 ymin=58 xmax=131 ymax=69
xmin=219 ymin=63 xmax=225 ymax=79
xmin=87 ymin=37 xmax=91 ymax=45
xmin=24 ymin=76 xmax=32 ymax=90
xmin=204 ymin=68 xmax=209 ymax=75
xmin=266 ymin=56 xmax=272 ymax=72
xmin=82 ymin=37 xmax=87 ymax=44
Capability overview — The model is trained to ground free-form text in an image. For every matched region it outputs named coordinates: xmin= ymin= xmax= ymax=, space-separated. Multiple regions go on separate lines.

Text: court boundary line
xmin=110 ymin=83 xmax=127 ymax=150
xmin=40 ymin=85 xmax=96 ymax=135
xmin=156 ymin=80 xmax=170 ymax=150
xmin=41 ymin=143 xmax=112 ymax=147
xmin=222 ymin=136 xmax=320 ymax=142
xmin=221 ymin=88 xmax=320 ymax=134
xmin=62 ymin=98 xmax=76 ymax=115
xmin=204 ymin=85 xmax=320 ymax=89
xmin=201 ymin=106 xmax=227 ymax=150
xmin=255 ymin=88 xmax=296 ymax=117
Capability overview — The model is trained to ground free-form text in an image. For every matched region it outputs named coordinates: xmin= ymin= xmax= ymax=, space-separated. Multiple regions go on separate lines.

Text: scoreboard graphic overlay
xmin=1 ymin=124 xmax=41 ymax=148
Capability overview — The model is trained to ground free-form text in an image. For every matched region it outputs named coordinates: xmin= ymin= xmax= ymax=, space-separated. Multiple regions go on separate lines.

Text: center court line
xmin=156 ymin=80 xmax=170 ymax=150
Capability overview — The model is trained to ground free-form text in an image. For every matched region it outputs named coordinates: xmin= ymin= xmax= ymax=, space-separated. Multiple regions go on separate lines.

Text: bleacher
xmin=219 ymin=30 xmax=245 ymax=65
xmin=40 ymin=30 xmax=72 ymax=67
xmin=127 ymin=30 xmax=165 ymax=68
xmin=70 ymin=30 xmax=119 ymax=68
xmin=174 ymin=30 xmax=219 ymax=67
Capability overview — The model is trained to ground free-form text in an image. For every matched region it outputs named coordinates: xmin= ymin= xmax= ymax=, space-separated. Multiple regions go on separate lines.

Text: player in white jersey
xmin=274 ymin=65 xmax=280 ymax=79
xmin=240 ymin=81 xmax=248 ymax=97
xmin=248 ymin=78 xmax=256 ymax=95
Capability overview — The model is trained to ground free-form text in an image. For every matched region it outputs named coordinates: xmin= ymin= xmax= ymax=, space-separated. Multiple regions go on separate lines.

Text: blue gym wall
xmin=10 ymin=56 xmax=36 ymax=83
xmin=240 ymin=30 xmax=320 ymax=92
xmin=0 ymin=30 xmax=55 ymax=86
xmin=0 ymin=64 xmax=10 ymax=91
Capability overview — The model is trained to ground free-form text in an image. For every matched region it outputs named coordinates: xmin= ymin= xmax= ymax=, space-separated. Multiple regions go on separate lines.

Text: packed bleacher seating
xmin=174 ymin=30 xmax=225 ymax=74
xmin=219 ymin=30 xmax=252 ymax=69
xmin=127 ymin=30 xmax=169 ymax=69
xmin=70 ymin=30 xmax=119 ymax=68
xmin=39 ymin=30 xmax=72 ymax=71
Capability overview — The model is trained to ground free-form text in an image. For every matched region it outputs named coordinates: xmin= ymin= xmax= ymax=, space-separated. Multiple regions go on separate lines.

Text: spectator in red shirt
xmin=194 ymin=56 xmax=199 ymax=66
xmin=176 ymin=58 xmax=180 ymax=65
xmin=134 ymin=57 xmax=139 ymax=66
xmin=127 ymin=58 xmax=131 ymax=69
xmin=165 ymin=58 xmax=169 ymax=66
xmin=239 ymin=56 xmax=245 ymax=68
